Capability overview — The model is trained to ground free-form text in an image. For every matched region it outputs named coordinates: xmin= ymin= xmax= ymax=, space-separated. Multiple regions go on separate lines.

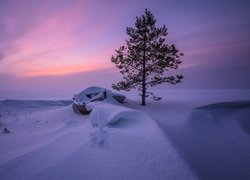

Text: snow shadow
xmin=164 ymin=101 xmax=250 ymax=180
xmin=194 ymin=101 xmax=250 ymax=134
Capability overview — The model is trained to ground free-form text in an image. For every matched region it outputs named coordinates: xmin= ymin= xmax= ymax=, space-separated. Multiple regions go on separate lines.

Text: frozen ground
xmin=0 ymin=89 xmax=250 ymax=180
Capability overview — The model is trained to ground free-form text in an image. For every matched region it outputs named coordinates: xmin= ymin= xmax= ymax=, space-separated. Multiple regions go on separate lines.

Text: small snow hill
xmin=0 ymin=98 xmax=196 ymax=180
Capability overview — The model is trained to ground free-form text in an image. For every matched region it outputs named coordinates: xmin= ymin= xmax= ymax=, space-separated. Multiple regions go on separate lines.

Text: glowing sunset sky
xmin=0 ymin=0 xmax=250 ymax=93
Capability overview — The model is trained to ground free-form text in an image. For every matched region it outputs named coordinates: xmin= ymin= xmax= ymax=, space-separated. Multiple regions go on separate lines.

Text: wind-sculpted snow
xmin=192 ymin=100 xmax=250 ymax=134
xmin=0 ymin=99 xmax=196 ymax=180
xmin=86 ymin=101 xmax=152 ymax=145
xmin=87 ymin=102 xmax=145 ymax=128
xmin=194 ymin=100 xmax=250 ymax=110
xmin=176 ymin=101 xmax=250 ymax=180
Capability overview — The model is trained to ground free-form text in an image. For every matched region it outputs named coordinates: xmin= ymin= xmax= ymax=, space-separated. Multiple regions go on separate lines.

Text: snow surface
xmin=0 ymin=89 xmax=250 ymax=180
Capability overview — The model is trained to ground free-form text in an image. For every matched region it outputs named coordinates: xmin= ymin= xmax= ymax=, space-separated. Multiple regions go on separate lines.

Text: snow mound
xmin=192 ymin=100 xmax=250 ymax=134
xmin=194 ymin=100 xmax=250 ymax=110
xmin=184 ymin=101 xmax=250 ymax=180
xmin=87 ymin=102 xmax=144 ymax=128
xmin=87 ymin=101 xmax=148 ymax=146
xmin=0 ymin=98 xmax=196 ymax=180
xmin=82 ymin=101 xmax=196 ymax=179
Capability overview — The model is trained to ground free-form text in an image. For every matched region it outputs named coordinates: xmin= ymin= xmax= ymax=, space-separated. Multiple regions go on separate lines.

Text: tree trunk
xmin=141 ymin=61 xmax=146 ymax=105
xmin=141 ymin=38 xmax=146 ymax=106
xmin=142 ymin=80 xmax=146 ymax=106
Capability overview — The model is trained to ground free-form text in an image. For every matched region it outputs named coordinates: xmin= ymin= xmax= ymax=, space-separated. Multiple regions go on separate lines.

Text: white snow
xmin=0 ymin=89 xmax=250 ymax=180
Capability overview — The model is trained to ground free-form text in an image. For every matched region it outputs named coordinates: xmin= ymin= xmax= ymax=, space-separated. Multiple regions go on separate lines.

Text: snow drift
xmin=169 ymin=100 xmax=250 ymax=180
xmin=2 ymin=89 xmax=249 ymax=180
xmin=0 ymin=98 xmax=196 ymax=180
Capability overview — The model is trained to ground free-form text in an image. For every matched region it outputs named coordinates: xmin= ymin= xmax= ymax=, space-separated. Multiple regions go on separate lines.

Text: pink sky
xmin=0 ymin=0 xmax=250 ymax=93
xmin=0 ymin=0 xmax=120 ymax=77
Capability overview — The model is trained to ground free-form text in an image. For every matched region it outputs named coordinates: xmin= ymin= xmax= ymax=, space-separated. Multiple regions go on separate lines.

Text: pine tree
xmin=111 ymin=9 xmax=183 ymax=106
